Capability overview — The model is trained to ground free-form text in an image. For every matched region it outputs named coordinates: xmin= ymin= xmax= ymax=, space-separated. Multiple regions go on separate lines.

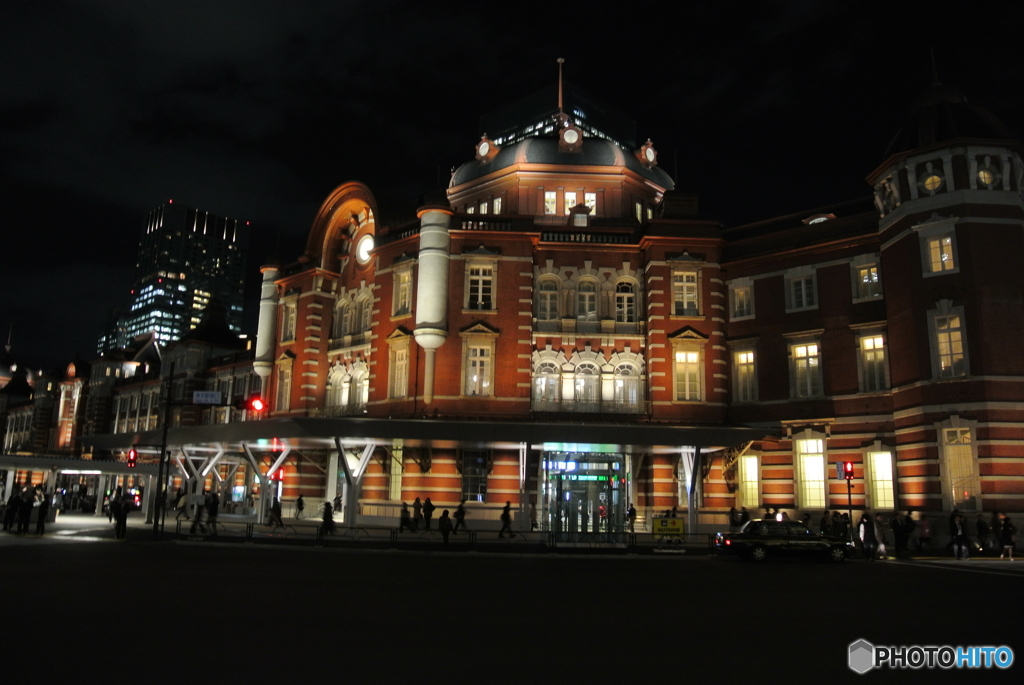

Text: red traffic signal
xmin=236 ymin=394 xmax=266 ymax=412
xmin=843 ymin=461 xmax=854 ymax=480
xmin=127 ymin=448 xmax=138 ymax=468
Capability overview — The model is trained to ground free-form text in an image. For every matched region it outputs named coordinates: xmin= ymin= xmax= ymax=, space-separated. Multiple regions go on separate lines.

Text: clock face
xmin=478 ymin=141 xmax=490 ymax=156
xmin=563 ymin=129 xmax=579 ymax=145
xmin=356 ymin=234 xmax=374 ymax=264
xmin=645 ymin=147 xmax=656 ymax=163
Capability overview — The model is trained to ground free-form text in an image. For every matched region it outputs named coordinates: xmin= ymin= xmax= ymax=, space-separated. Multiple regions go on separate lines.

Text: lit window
xmin=613 ymin=364 xmax=642 ymax=408
xmin=672 ymin=271 xmax=699 ymax=316
xmin=466 ymin=347 xmax=491 ymax=396
xmin=922 ymin=173 xmax=943 ymax=192
xmin=390 ymin=348 xmax=408 ymax=399
xmin=576 ymin=280 xmax=597 ymax=320
xmin=467 ymin=266 xmax=494 ymax=310
xmin=730 ymin=284 xmax=753 ymax=319
xmin=867 ymin=451 xmax=895 ymax=510
xmin=280 ymin=302 xmax=296 ymax=342
xmin=564 ymin=191 xmax=577 ymax=215
xmin=791 ymin=343 xmax=822 ymax=397
xmin=275 ymin=365 xmax=291 ymax=412
xmin=927 ymin=235 xmax=956 ymax=273
xmin=493 ymin=197 xmax=502 ymax=214
xmin=739 ymin=455 xmax=759 ymax=508
xmin=674 ymin=350 xmax=701 ymax=401
xmin=943 ymin=428 xmax=977 ymax=510
xmin=935 ymin=314 xmax=965 ymax=378
xmin=796 ymin=438 xmax=826 ymax=509
xmin=358 ymin=297 xmax=373 ymax=332
xmin=532 ymin=361 xmax=561 ymax=405
xmin=855 ymin=265 xmax=882 ymax=300
xmin=584 ymin=193 xmax=596 ymax=213
xmin=466 ymin=206 xmax=475 ymax=214
xmin=573 ymin=362 xmax=600 ymax=406
xmin=536 ymin=279 xmax=559 ymax=321
xmin=978 ymin=168 xmax=995 ymax=185
xmin=614 ymin=281 xmax=637 ymax=323
xmin=634 ymin=202 xmax=642 ymax=222
xmin=733 ymin=350 xmax=756 ymax=402
xmin=544 ymin=191 xmax=557 ymax=215
xmin=480 ymin=201 xmax=488 ymax=215
xmin=394 ymin=270 xmax=412 ymax=317
xmin=860 ymin=335 xmax=888 ymax=392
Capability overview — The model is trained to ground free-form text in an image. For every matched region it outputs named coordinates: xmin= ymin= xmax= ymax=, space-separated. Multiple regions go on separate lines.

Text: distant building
xmin=99 ymin=201 xmax=249 ymax=352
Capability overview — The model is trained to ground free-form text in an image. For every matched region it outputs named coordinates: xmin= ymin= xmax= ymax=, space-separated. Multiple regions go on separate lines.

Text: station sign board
xmin=652 ymin=518 xmax=684 ymax=536
xmin=193 ymin=391 xmax=223 ymax=405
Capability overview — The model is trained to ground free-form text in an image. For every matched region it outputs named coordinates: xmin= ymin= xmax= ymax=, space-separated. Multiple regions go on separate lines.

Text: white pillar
xmin=413 ymin=204 xmax=452 ymax=404
xmin=253 ymin=265 xmax=280 ymax=392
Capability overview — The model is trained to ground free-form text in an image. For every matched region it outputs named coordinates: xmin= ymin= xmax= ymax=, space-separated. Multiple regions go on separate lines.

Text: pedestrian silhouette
xmin=499 ymin=501 xmax=515 ymax=538
xmin=400 ymin=502 xmax=415 ymax=532
xmin=413 ymin=497 xmax=423 ymax=529
xmin=438 ymin=509 xmax=453 ymax=548
xmin=295 ymin=495 xmax=305 ymax=519
xmin=268 ymin=497 xmax=285 ymax=530
xmin=422 ymin=497 xmax=435 ymax=530
xmin=322 ymin=501 xmax=336 ymax=535
xmin=453 ymin=498 xmax=468 ymax=534
xmin=35 ymin=492 xmax=50 ymax=535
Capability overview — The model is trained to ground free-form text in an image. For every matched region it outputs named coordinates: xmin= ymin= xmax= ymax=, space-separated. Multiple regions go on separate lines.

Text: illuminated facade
xmin=248 ymin=79 xmax=1024 ymax=529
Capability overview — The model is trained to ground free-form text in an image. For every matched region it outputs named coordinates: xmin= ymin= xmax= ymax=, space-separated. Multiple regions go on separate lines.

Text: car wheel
xmin=828 ymin=546 xmax=846 ymax=563
xmin=750 ymin=545 xmax=768 ymax=562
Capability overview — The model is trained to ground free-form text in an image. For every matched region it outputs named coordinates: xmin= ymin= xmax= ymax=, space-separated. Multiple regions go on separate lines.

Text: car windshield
xmin=784 ymin=521 xmax=815 ymax=536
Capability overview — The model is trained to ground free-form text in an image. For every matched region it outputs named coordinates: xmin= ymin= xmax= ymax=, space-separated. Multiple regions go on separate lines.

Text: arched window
xmin=577 ymin=280 xmax=597 ymax=321
xmin=615 ymin=281 xmax=636 ymax=323
xmin=574 ymin=362 xmax=600 ymax=406
xmin=533 ymin=360 xmax=561 ymax=403
xmin=358 ymin=297 xmax=373 ymax=333
xmin=326 ymin=367 xmax=346 ymax=409
xmin=349 ymin=368 xmax=368 ymax=410
xmin=537 ymin=279 xmax=559 ymax=321
xmin=333 ymin=303 xmax=351 ymax=339
xmin=613 ymin=363 xmax=642 ymax=407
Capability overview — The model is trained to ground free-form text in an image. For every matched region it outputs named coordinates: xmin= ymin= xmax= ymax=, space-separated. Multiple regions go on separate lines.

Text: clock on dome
xmin=559 ymin=124 xmax=582 ymax=152
xmin=476 ymin=135 xmax=499 ymax=162
xmin=637 ymin=139 xmax=658 ymax=168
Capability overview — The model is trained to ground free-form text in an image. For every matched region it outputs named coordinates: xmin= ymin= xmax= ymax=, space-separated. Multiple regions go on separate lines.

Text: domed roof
xmin=451 ymin=136 xmax=675 ymax=190
xmin=885 ymin=81 xmax=1014 ymax=159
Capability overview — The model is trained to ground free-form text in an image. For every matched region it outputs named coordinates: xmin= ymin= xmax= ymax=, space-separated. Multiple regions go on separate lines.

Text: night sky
xmin=1 ymin=2 xmax=1021 ymax=372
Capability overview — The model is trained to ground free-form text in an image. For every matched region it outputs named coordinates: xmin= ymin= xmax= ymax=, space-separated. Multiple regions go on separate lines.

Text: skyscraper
xmin=99 ymin=201 xmax=249 ymax=352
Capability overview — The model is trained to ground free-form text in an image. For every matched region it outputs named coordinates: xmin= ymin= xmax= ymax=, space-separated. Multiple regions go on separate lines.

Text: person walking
xmin=206 ymin=490 xmax=220 ymax=537
xmin=728 ymin=507 xmax=739 ymax=532
xmin=422 ymin=497 xmax=435 ymax=531
xmin=976 ymin=514 xmax=991 ymax=553
xmin=453 ymin=499 xmax=468 ymax=534
xmin=530 ymin=502 xmax=538 ymax=531
xmin=858 ymin=513 xmax=877 ymax=561
xmin=438 ymin=509 xmax=453 ymax=549
xmin=35 ymin=492 xmax=50 ymax=536
xmin=874 ymin=513 xmax=889 ymax=559
xmin=951 ymin=513 xmax=970 ymax=560
xmin=412 ymin=497 xmax=423 ymax=530
xmin=627 ymin=503 xmax=637 ymax=533
xmin=295 ymin=495 xmax=305 ymax=520
xmin=998 ymin=513 xmax=1015 ymax=560
xmin=321 ymin=501 xmax=336 ymax=535
xmin=399 ymin=502 xmax=414 ymax=532
xmin=819 ymin=510 xmax=832 ymax=536
xmin=268 ymin=497 xmax=285 ymax=530
xmin=498 ymin=501 xmax=515 ymax=538
xmin=114 ymin=495 xmax=130 ymax=539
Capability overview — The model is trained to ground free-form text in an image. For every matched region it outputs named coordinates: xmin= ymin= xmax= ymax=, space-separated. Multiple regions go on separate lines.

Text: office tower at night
xmin=100 ymin=201 xmax=249 ymax=351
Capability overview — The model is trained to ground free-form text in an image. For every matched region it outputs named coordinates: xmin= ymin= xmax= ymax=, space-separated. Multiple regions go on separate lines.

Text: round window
xmin=922 ymin=174 xmax=943 ymax=192
xmin=478 ymin=141 xmax=490 ymax=156
xmin=356 ymin=234 xmax=374 ymax=264
xmin=563 ymin=129 xmax=579 ymax=145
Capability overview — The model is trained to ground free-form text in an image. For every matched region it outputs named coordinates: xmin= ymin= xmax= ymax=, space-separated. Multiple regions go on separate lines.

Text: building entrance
xmin=542 ymin=451 xmax=624 ymax=540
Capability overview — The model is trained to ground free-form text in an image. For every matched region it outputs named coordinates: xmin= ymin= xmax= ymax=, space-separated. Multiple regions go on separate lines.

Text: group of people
xmin=2 ymin=485 xmax=50 ymax=536
xmin=949 ymin=510 xmax=1016 ymax=560
xmin=398 ymin=496 xmax=467 ymax=548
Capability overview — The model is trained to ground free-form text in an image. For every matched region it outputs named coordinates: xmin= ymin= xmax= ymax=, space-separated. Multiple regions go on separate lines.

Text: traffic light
xmin=236 ymin=394 xmax=266 ymax=413
xmin=127 ymin=448 xmax=138 ymax=469
xmin=843 ymin=461 xmax=854 ymax=480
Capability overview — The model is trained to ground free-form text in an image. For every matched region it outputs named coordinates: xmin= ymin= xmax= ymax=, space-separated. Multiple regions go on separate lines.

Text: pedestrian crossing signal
xmin=843 ymin=461 xmax=854 ymax=480
xmin=127 ymin=448 xmax=138 ymax=468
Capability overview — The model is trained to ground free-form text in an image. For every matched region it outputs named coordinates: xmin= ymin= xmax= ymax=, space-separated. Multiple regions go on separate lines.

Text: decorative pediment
xmin=668 ymin=326 xmax=709 ymax=342
xmin=459 ymin=321 xmax=500 ymax=336
xmin=463 ymin=244 xmax=501 ymax=256
xmin=275 ymin=350 xmax=296 ymax=362
xmin=386 ymin=327 xmax=413 ymax=341
xmin=667 ymin=251 xmax=706 ymax=264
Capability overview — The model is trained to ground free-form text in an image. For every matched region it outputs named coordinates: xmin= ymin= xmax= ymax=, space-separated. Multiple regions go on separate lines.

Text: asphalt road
xmin=2 ymin=524 xmax=1021 ymax=683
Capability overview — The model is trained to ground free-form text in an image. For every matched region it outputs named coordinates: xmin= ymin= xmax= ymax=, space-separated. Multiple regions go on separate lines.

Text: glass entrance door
xmin=542 ymin=452 xmax=624 ymax=540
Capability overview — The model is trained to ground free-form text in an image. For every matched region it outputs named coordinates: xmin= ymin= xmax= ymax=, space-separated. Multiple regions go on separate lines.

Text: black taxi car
xmin=713 ymin=519 xmax=855 ymax=562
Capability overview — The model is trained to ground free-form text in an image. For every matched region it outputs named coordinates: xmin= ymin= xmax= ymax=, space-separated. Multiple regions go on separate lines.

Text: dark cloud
xmin=1 ymin=1 xmax=1021 ymax=370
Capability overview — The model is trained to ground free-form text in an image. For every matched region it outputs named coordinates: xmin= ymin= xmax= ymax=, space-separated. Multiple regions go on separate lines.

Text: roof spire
xmin=557 ymin=57 xmax=565 ymax=115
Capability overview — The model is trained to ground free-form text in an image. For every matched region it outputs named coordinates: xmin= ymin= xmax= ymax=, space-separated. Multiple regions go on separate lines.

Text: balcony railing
xmin=308 ymin=404 xmax=367 ymax=418
xmin=531 ymin=399 xmax=649 ymax=414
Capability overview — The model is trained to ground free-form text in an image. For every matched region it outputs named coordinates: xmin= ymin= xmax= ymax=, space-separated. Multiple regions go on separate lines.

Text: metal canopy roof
xmin=81 ymin=416 xmax=774 ymax=454
xmin=0 ymin=453 xmax=159 ymax=476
